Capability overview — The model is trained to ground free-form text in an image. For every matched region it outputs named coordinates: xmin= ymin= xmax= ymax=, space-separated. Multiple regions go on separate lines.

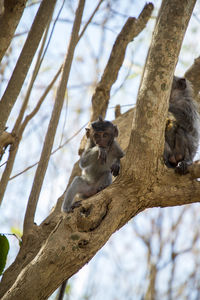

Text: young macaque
xmin=62 ymin=116 xmax=124 ymax=213
xmin=164 ymin=76 xmax=200 ymax=174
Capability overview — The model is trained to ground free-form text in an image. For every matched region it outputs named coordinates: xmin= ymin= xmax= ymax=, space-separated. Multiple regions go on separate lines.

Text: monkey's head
xmin=170 ymin=76 xmax=193 ymax=103
xmin=86 ymin=116 xmax=118 ymax=148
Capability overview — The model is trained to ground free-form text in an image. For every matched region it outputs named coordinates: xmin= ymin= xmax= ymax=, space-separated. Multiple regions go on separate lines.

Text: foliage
xmin=0 ymin=234 xmax=9 ymax=275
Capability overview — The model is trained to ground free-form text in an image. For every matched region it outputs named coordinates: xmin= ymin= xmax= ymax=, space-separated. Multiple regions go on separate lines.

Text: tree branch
xmin=79 ymin=3 xmax=153 ymax=154
xmin=23 ymin=0 xmax=85 ymax=237
xmin=0 ymin=18 xmax=56 ymax=205
xmin=185 ymin=56 xmax=200 ymax=100
xmin=188 ymin=160 xmax=200 ymax=179
xmin=91 ymin=3 xmax=154 ymax=122
xmin=0 ymin=0 xmax=28 ymax=62
xmin=0 ymin=0 xmax=57 ymax=134
xmin=0 ymin=66 xmax=61 ymax=205
xmin=125 ymin=0 xmax=197 ymax=180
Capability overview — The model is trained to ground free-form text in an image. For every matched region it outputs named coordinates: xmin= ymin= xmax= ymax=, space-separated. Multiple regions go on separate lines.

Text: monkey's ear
xmin=85 ymin=128 xmax=90 ymax=138
xmin=178 ymin=78 xmax=186 ymax=90
xmin=113 ymin=125 xmax=119 ymax=137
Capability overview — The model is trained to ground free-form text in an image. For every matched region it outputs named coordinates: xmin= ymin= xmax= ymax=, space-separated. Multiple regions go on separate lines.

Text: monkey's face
xmin=90 ymin=118 xmax=119 ymax=147
xmin=170 ymin=77 xmax=187 ymax=103
xmin=93 ymin=129 xmax=113 ymax=148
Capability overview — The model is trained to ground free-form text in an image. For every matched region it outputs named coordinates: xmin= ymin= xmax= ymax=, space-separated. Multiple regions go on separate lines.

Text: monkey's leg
xmin=175 ymin=146 xmax=192 ymax=175
xmin=174 ymin=130 xmax=185 ymax=162
xmin=96 ymin=171 xmax=112 ymax=192
xmin=164 ymin=141 xmax=177 ymax=168
xmin=62 ymin=176 xmax=96 ymax=213
xmin=174 ymin=130 xmax=191 ymax=175
xmin=175 ymin=161 xmax=189 ymax=175
xmin=62 ymin=177 xmax=88 ymax=213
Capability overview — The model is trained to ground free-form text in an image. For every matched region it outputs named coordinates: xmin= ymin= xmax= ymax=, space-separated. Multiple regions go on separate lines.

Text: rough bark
xmin=0 ymin=131 xmax=15 ymax=160
xmin=0 ymin=0 xmax=28 ymax=63
xmin=2 ymin=170 xmax=200 ymax=300
xmin=185 ymin=56 xmax=200 ymax=100
xmin=0 ymin=0 xmax=199 ymax=299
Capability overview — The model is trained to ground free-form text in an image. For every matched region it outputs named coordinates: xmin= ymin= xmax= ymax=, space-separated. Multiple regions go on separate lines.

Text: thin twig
xmin=78 ymin=0 xmax=104 ymax=41
xmin=9 ymin=122 xmax=87 ymax=181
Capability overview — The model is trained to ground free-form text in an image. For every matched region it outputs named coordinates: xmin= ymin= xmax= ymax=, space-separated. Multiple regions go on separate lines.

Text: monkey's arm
xmin=110 ymin=141 xmax=124 ymax=176
xmin=97 ymin=147 xmax=107 ymax=164
xmin=111 ymin=158 xmax=121 ymax=176
xmin=79 ymin=146 xmax=99 ymax=168
xmin=80 ymin=145 xmax=108 ymax=168
xmin=169 ymin=102 xmax=197 ymax=132
xmin=113 ymin=141 xmax=124 ymax=159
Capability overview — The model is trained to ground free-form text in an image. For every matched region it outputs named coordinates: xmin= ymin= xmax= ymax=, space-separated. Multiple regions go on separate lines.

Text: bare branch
xmin=23 ymin=0 xmax=86 ymax=237
xmin=13 ymin=17 xmax=52 ymax=135
xmin=91 ymin=3 xmax=154 ymax=122
xmin=185 ymin=56 xmax=200 ymax=100
xmin=9 ymin=121 xmax=86 ymax=181
xmin=115 ymin=105 xmax=121 ymax=118
xmin=79 ymin=3 xmax=153 ymax=155
xmin=0 ymin=131 xmax=15 ymax=160
xmin=188 ymin=160 xmax=200 ymax=179
xmin=0 ymin=0 xmax=57 ymax=134
xmin=0 ymin=0 xmax=28 ymax=62
xmin=78 ymin=0 xmax=104 ymax=41
xmin=0 ymin=25 xmax=59 ymax=206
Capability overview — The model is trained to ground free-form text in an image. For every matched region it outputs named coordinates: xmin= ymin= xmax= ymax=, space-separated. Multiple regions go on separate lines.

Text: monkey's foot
xmin=71 ymin=200 xmax=82 ymax=210
xmin=175 ymin=161 xmax=189 ymax=175
xmin=62 ymin=206 xmax=71 ymax=213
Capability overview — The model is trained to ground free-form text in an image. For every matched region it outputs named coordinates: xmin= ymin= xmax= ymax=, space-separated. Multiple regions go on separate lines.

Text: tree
xmin=0 ymin=0 xmax=200 ymax=299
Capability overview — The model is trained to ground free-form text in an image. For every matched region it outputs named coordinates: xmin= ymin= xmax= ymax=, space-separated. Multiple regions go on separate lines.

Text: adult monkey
xmin=164 ymin=76 xmax=200 ymax=174
xmin=62 ymin=116 xmax=124 ymax=213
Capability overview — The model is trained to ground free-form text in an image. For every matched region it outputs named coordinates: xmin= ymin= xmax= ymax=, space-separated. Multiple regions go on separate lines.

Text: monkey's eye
xmin=103 ymin=133 xmax=109 ymax=138
xmin=94 ymin=133 xmax=101 ymax=139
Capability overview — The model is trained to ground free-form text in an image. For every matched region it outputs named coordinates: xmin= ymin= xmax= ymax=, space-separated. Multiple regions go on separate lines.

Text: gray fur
xmin=62 ymin=124 xmax=124 ymax=213
xmin=164 ymin=76 xmax=200 ymax=174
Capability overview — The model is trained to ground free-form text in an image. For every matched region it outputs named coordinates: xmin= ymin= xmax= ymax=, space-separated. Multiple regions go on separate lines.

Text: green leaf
xmin=0 ymin=234 xmax=9 ymax=275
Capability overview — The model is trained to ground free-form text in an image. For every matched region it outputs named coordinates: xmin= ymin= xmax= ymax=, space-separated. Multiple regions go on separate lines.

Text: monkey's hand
xmin=111 ymin=162 xmax=120 ymax=176
xmin=175 ymin=161 xmax=189 ymax=175
xmin=98 ymin=147 xmax=107 ymax=164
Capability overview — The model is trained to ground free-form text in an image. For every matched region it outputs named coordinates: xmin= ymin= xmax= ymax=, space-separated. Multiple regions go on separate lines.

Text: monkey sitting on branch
xmin=62 ymin=116 xmax=124 ymax=213
xmin=164 ymin=76 xmax=200 ymax=174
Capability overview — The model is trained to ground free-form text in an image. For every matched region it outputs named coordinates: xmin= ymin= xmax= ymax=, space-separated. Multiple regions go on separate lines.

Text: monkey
xmin=62 ymin=116 xmax=124 ymax=213
xmin=164 ymin=76 xmax=200 ymax=174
